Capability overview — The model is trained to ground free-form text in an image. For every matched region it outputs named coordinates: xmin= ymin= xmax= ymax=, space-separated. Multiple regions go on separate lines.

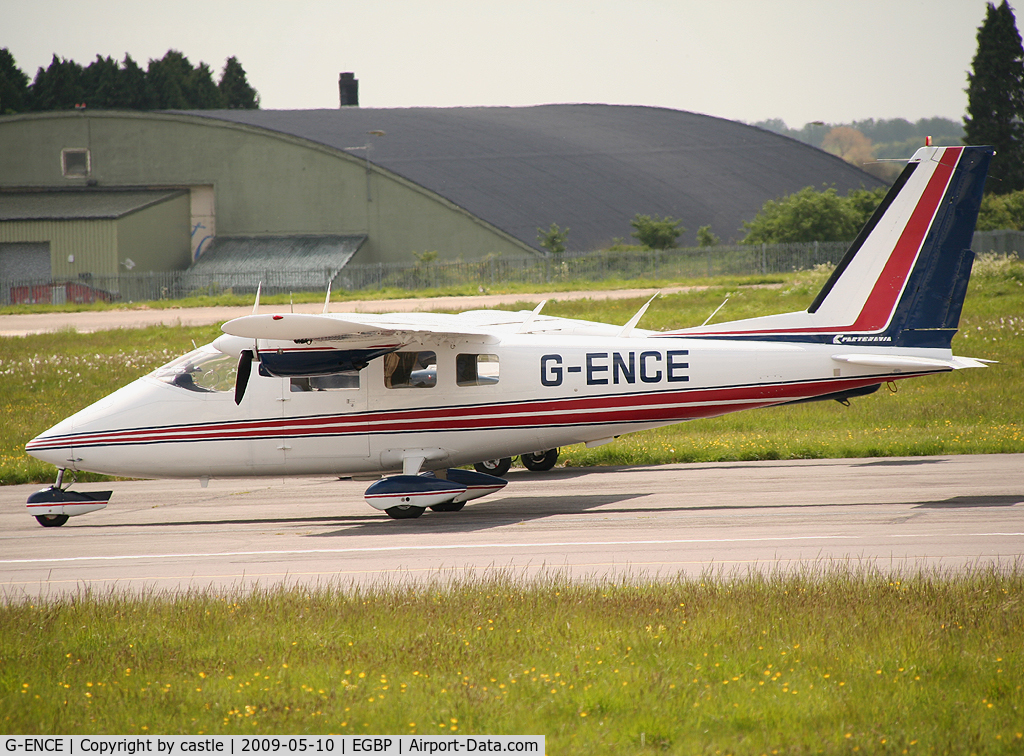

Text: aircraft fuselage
xmin=26 ymin=331 xmax=942 ymax=480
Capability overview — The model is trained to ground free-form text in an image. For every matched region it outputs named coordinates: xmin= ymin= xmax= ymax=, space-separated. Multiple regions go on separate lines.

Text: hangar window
xmin=456 ymin=353 xmax=499 ymax=386
xmin=61 ymin=148 xmax=90 ymax=178
xmin=384 ymin=350 xmax=436 ymax=389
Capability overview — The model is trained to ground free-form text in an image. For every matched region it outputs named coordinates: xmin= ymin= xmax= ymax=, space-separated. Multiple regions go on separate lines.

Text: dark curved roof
xmin=183 ymin=105 xmax=886 ymax=250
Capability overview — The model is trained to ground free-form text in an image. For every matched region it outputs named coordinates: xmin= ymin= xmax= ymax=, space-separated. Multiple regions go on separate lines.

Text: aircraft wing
xmin=221 ymin=312 xmax=500 ymax=345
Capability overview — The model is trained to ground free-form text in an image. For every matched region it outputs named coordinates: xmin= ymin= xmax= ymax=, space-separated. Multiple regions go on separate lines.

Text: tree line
xmin=739 ymin=1 xmax=1024 ymax=242
xmin=756 ymin=2 xmax=1023 ymax=198
xmin=0 ymin=48 xmax=259 ymax=113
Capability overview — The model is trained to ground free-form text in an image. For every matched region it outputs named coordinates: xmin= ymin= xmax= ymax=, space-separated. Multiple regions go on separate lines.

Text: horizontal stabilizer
xmin=831 ymin=354 xmax=988 ymax=370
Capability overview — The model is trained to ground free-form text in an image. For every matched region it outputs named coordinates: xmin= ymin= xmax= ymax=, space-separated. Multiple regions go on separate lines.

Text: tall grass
xmin=2 ymin=260 xmax=1022 ymax=485
xmin=1 ymin=566 xmax=1021 ymax=752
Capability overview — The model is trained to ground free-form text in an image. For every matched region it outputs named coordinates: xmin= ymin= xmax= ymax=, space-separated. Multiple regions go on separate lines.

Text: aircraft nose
xmin=25 ymin=418 xmax=78 ymax=469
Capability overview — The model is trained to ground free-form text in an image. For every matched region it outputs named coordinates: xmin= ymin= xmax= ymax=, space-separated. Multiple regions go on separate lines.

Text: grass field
xmin=1 ymin=566 xmax=1021 ymax=751
xmin=2 ymin=258 xmax=1021 ymax=485
xmin=2 ymin=261 xmax=1022 ymax=751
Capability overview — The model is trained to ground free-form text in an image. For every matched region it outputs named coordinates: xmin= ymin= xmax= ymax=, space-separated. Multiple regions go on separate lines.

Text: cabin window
xmin=456 ymin=353 xmax=499 ymax=386
xmin=290 ymin=372 xmax=360 ymax=391
xmin=384 ymin=350 xmax=436 ymax=389
xmin=153 ymin=348 xmax=237 ymax=393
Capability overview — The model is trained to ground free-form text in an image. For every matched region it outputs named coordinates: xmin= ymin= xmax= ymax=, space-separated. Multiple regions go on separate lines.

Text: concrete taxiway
xmin=2 ymin=454 xmax=1022 ymax=599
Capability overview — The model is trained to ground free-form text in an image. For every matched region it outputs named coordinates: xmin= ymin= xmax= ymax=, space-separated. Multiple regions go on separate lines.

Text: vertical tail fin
xmin=672 ymin=145 xmax=994 ymax=348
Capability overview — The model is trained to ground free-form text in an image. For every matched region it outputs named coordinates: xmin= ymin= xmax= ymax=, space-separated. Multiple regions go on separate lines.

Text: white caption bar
xmin=1 ymin=736 xmax=544 ymax=756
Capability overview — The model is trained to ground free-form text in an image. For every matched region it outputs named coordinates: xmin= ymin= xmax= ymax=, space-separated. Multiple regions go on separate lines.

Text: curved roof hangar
xmin=186 ymin=104 xmax=886 ymax=250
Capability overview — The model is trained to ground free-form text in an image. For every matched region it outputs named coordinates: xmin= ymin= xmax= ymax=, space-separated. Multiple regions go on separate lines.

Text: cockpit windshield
xmin=153 ymin=347 xmax=238 ymax=393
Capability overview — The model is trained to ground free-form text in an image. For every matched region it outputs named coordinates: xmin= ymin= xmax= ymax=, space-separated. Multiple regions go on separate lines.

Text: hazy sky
xmin=3 ymin=0 xmax=1004 ymax=127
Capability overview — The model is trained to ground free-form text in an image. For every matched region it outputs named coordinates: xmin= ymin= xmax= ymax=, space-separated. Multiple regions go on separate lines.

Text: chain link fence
xmin=4 ymin=235 xmax=1016 ymax=305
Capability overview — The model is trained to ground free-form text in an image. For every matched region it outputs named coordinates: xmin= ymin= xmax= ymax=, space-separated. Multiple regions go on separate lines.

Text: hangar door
xmin=0 ymin=242 xmax=51 ymax=305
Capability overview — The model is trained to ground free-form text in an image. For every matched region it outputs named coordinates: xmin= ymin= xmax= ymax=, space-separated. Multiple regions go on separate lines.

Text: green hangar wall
xmin=0 ymin=110 xmax=534 ymax=287
xmin=1 ymin=105 xmax=887 ymax=298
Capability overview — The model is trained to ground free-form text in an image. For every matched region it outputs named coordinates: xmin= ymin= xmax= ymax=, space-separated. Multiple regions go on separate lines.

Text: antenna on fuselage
xmin=701 ymin=297 xmax=729 ymax=327
xmin=618 ymin=292 xmax=659 ymax=338
xmin=323 ymin=282 xmax=333 ymax=314
xmin=516 ymin=300 xmax=547 ymax=333
xmin=252 ymin=282 xmax=262 ymax=315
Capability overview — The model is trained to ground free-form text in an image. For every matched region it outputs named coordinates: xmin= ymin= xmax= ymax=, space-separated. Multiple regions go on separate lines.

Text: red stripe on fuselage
xmin=26 ymin=374 xmax=917 ymax=451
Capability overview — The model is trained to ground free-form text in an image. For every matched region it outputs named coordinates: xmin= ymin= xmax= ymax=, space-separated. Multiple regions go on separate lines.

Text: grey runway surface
xmin=2 ymin=454 xmax=1022 ymax=599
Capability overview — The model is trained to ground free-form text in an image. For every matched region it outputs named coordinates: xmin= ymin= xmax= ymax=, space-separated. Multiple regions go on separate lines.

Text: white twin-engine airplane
xmin=26 ymin=145 xmax=995 ymax=527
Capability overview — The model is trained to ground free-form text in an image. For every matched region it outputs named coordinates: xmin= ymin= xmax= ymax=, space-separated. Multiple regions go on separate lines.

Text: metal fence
xmin=972 ymin=230 xmax=1024 ymax=256
xmin=3 ymin=234 xmax=1018 ymax=306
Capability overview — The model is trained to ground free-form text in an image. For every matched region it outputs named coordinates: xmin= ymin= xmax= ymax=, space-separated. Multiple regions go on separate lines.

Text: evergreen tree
xmin=219 ymin=56 xmax=260 ymax=109
xmin=537 ymin=223 xmax=569 ymax=255
xmin=114 ymin=54 xmax=151 ymax=110
xmin=81 ymin=55 xmax=120 ymax=108
xmin=30 ymin=54 xmax=85 ymax=110
xmin=964 ymin=0 xmax=1024 ymax=193
xmin=0 ymin=48 xmax=30 ymax=113
xmin=147 ymin=50 xmax=195 ymax=109
xmin=185 ymin=61 xmax=225 ymax=108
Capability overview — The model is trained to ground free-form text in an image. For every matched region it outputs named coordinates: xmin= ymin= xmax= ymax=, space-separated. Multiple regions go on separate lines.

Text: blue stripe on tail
xmin=884 ymin=146 xmax=993 ymax=348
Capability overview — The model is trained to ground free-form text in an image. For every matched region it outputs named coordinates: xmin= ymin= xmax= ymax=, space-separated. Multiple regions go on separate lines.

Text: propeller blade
xmin=234 ymin=350 xmax=254 ymax=405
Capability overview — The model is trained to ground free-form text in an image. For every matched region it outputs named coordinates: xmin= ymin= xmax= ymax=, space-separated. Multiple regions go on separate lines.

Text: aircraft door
xmin=278 ymin=370 xmax=371 ymax=472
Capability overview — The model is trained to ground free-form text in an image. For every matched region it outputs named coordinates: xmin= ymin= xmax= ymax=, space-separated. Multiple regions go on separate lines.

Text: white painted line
xmin=3 ymin=531 xmax=1022 ymax=566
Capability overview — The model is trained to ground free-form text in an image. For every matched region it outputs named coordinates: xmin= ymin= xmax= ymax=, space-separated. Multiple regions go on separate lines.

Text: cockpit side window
xmin=384 ymin=350 xmax=436 ymax=389
xmin=456 ymin=353 xmax=499 ymax=386
xmin=154 ymin=348 xmax=238 ymax=393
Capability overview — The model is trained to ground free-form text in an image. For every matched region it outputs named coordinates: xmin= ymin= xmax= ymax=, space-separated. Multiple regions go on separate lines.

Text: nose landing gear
xmin=27 ymin=469 xmax=111 ymax=528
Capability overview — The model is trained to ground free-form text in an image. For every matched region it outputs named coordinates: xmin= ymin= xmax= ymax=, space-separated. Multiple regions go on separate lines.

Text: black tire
xmin=430 ymin=501 xmax=466 ymax=512
xmin=521 ymin=449 xmax=559 ymax=472
xmin=35 ymin=514 xmax=69 ymax=528
xmin=385 ymin=505 xmax=425 ymax=520
xmin=474 ymin=457 xmax=512 ymax=476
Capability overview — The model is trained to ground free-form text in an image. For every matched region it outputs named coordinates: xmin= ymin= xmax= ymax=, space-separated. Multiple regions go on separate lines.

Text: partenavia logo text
xmin=833 ymin=335 xmax=893 ymax=345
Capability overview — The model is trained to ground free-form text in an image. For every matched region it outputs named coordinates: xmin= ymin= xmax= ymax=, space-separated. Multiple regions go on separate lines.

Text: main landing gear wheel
xmin=385 ymin=505 xmax=426 ymax=520
xmin=34 ymin=514 xmax=69 ymax=528
xmin=430 ymin=501 xmax=466 ymax=512
xmin=521 ymin=449 xmax=559 ymax=472
xmin=474 ymin=457 xmax=512 ymax=476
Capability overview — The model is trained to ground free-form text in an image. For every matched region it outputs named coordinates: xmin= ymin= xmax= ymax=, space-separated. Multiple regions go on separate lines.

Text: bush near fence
xmin=2 ymin=235 xmax=1018 ymax=305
